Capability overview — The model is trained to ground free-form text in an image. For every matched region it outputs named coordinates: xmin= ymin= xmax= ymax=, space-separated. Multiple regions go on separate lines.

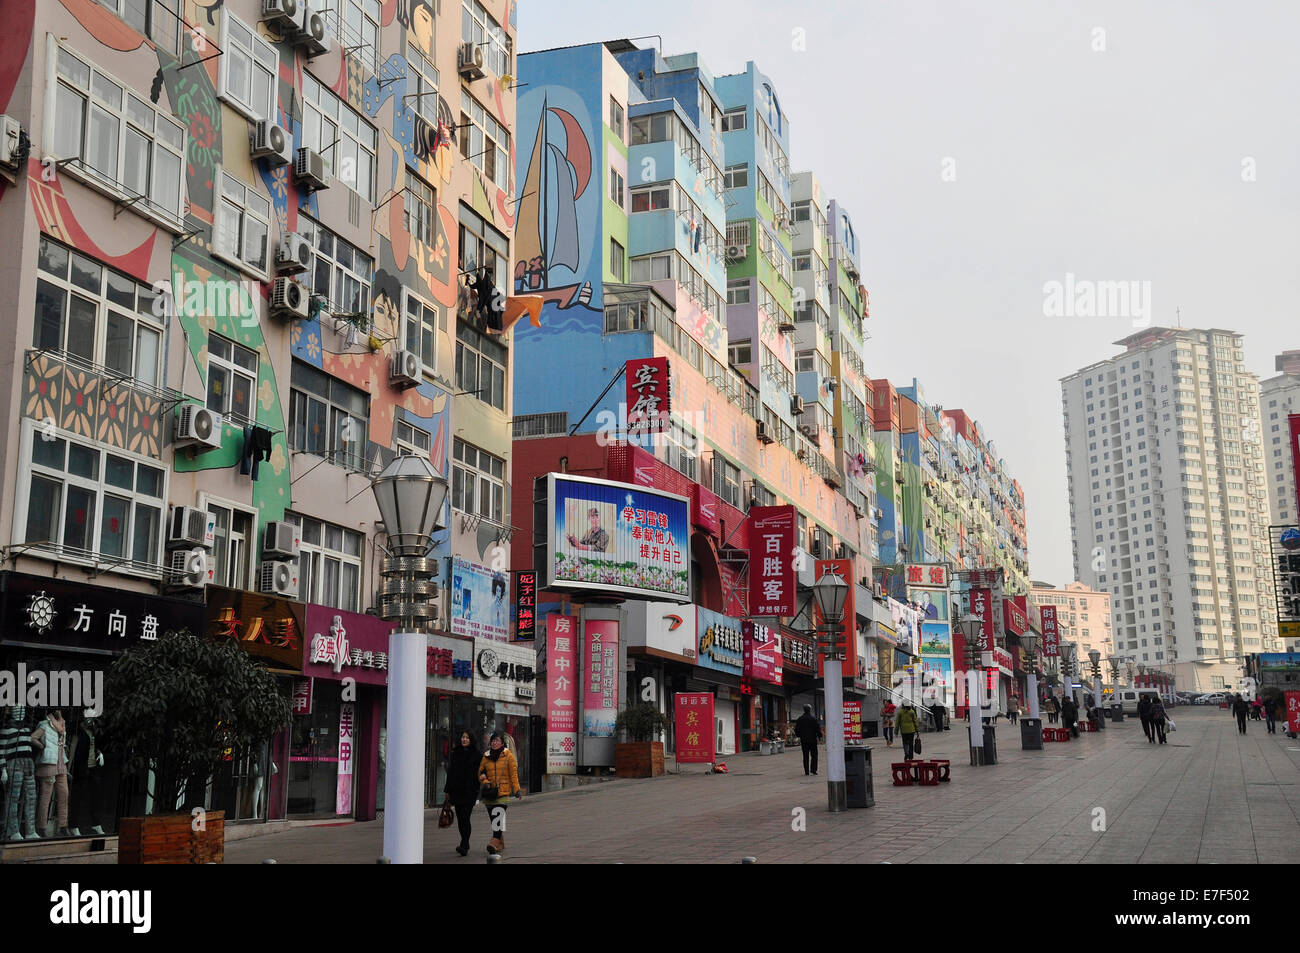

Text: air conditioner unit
xmin=276 ymin=233 xmax=314 ymax=274
xmin=458 ymin=42 xmax=485 ymax=80
xmin=259 ymin=559 xmax=299 ymax=598
xmin=249 ymin=119 xmax=292 ymax=167
xmin=298 ymin=3 xmax=330 ymax=56
xmin=294 ymin=147 xmax=329 ymax=191
xmin=725 ymin=243 xmax=747 ymax=262
xmin=261 ymin=0 xmax=300 ymax=33
xmin=167 ymin=547 xmax=210 ymax=590
xmin=175 ymin=405 xmax=222 ymax=451
xmin=270 ymin=277 xmax=310 ymax=319
xmin=263 ymin=520 xmax=302 ymax=560
xmin=0 ymin=115 xmax=23 ymax=171
xmin=791 ymin=394 xmax=805 ymax=416
xmin=168 ymin=505 xmax=214 ymax=549
xmin=390 ymin=349 xmax=422 ymax=389
xmin=755 ymin=420 xmax=773 ymax=445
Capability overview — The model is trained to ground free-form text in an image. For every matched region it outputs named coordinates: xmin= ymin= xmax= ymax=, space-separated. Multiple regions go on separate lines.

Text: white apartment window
xmin=609 ymin=97 xmax=624 ymax=140
xmin=722 ymin=106 xmax=747 ymax=132
xmin=729 ymin=340 xmax=752 ymax=366
xmin=309 ymin=224 xmax=373 ymax=316
xmin=289 ymin=361 xmax=370 ymax=472
xmin=461 ymin=92 xmax=510 ymax=190
xmin=456 ymin=323 xmax=507 ymax=411
xmin=793 ymin=253 xmax=811 ymax=272
xmin=713 ymin=456 xmax=741 ymax=508
xmin=97 ymin=0 xmax=180 ymax=54
xmin=462 ymin=0 xmax=512 ymax=77
xmin=409 ymin=49 xmax=441 ymax=125
xmin=220 ymin=11 xmax=279 ymax=121
xmin=302 ymin=72 xmax=377 ymax=202
xmin=34 ymin=236 xmax=164 ymax=387
xmin=205 ymin=498 xmax=255 ymax=591
xmin=403 ymin=289 xmax=439 ymax=372
xmin=394 ymin=419 xmax=432 ymax=456
xmin=20 ymin=420 xmax=166 ymax=570
xmin=50 ymin=45 xmax=185 ymax=227
xmin=404 ymin=174 xmax=436 ymax=246
xmin=725 ymin=163 xmax=749 ymax=190
xmin=288 ymin=513 xmax=364 ymax=613
xmin=727 ymin=278 xmax=751 ymax=305
xmin=453 ymin=439 xmax=504 ymax=523
xmin=206 ymin=333 xmax=259 ymax=426
xmin=215 ymin=170 xmax=271 ymax=275
xmin=610 ymin=238 xmax=625 ymax=281
xmin=629 ymin=253 xmax=672 ymax=282
xmin=315 ymin=0 xmax=381 ymax=75
xmin=610 ymin=168 xmax=625 ymax=207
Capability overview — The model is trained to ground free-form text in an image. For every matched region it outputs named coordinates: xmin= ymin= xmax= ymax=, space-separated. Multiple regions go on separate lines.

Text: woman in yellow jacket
xmin=478 ymin=732 xmax=522 ymax=855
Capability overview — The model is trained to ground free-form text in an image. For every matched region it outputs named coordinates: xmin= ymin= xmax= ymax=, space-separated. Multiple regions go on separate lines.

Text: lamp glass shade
xmin=371 ymin=455 xmax=449 ymax=547
xmin=1088 ymin=649 xmax=1101 ymax=665
xmin=813 ymin=572 xmax=848 ymax=625
xmin=1021 ymin=633 xmax=1041 ymax=656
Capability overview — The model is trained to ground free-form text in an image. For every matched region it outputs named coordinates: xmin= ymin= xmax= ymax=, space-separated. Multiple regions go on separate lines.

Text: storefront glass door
xmin=288 ymin=684 xmax=342 ymax=816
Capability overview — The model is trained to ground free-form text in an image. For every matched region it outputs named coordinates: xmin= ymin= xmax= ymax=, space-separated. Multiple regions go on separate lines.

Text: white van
xmin=1110 ymin=688 xmax=1162 ymax=715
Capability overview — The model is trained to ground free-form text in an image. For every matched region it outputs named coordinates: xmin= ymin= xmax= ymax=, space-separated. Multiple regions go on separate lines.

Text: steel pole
xmin=824 ymin=657 xmax=847 ymax=812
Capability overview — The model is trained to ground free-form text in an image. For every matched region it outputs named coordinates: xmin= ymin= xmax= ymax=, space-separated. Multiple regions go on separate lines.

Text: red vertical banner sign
xmin=546 ymin=614 xmax=579 ymax=774
xmin=749 ymin=506 xmax=796 ymax=617
xmin=1290 ymin=415 xmax=1300 ymax=518
xmin=813 ymin=558 xmax=856 ymax=678
xmin=970 ymin=588 xmax=993 ymax=652
xmin=1285 ymin=692 xmax=1300 ymax=735
xmin=626 ymin=357 xmax=671 ymax=436
xmin=1040 ymin=605 xmax=1060 ymax=657
xmin=583 ymin=619 xmax=619 ymax=737
xmin=674 ymin=692 xmax=716 ymax=763
xmin=514 ymin=570 xmax=537 ymax=640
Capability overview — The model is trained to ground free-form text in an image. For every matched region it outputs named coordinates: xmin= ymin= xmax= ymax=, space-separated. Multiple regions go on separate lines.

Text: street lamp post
xmin=371 ymin=455 xmax=449 ymax=865
xmin=1022 ymin=633 xmax=1041 ymax=720
xmin=1088 ymin=649 xmax=1103 ymax=714
xmin=813 ymin=571 xmax=849 ymax=813
xmin=958 ymin=613 xmax=984 ymax=765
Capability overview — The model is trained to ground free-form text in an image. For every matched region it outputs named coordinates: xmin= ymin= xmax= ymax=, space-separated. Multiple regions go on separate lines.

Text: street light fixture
xmin=813 ymin=570 xmax=849 ymax=813
xmin=371 ymin=454 xmax=449 ymax=864
xmin=958 ymin=612 xmax=985 ymax=765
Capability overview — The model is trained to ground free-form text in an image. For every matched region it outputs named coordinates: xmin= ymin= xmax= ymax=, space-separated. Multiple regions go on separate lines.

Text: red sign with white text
xmin=546 ymin=614 xmax=579 ymax=774
xmin=674 ymin=692 xmax=716 ymax=763
xmin=1003 ymin=597 xmax=1027 ymax=637
xmin=692 ymin=483 xmax=721 ymax=537
xmin=749 ymin=506 xmax=796 ymax=617
xmin=1040 ymin=605 xmax=1060 ymax=657
xmin=814 ymin=558 xmax=856 ymax=678
xmin=742 ymin=620 xmax=783 ymax=685
xmin=626 ymin=357 xmax=670 ymax=436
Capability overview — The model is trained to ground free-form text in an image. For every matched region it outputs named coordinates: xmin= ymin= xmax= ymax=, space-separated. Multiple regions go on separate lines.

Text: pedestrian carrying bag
xmin=438 ymin=802 xmax=455 ymax=829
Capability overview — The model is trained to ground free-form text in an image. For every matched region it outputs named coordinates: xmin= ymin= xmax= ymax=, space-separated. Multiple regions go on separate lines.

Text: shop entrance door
xmin=288 ymin=685 xmax=340 ymax=816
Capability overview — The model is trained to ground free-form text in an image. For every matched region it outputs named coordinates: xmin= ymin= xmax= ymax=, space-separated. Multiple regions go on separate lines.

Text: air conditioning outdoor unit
xmin=458 ymin=42 xmax=485 ymax=80
xmin=298 ymin=2 xmax=331 ymax=55
xmin=270 ymin=277 xmax=310 ymax=319
xmin=725 ymin=243 xmax=747 ymax=261
xmin=294 ymin=147 xmax=329 ymax=191
xmin=755 ymin=420 xmax=773 ymax=445
xmin=390 ymin=349 xmax=422 ymax=389
xmin=260 ymin=0 xmax=300 ymax=33
xmin=790 ymin=394 xmax=805 ymax=416
xmin=0 ymin=115 xmax=24 ymax=171
xmin=176 ymin=405 xmax=222 ymax=451
xmin=250 ymin=119 xmax=292 ymax=167
xmin=167 ymin=547 xmax=210 ymax=590
xmin=276 ymin=233 xmax=314 ymax=273
xmin=263 ymin=520 xmax=302 ymax=560
xmin=259 ymin=559 xmax=299 ymax=598
xmin=168 ymin=505 xmax=214 ymax=549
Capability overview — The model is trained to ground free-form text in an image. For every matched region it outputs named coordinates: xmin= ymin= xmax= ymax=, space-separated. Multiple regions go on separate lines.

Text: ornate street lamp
xmin=813 ymin=570 xmax=849 ymax=812
xmin=371 ymin=455 xmax=448 ymax=864
xmin=1021 ymin=632 xmax=1042 ymax=720
xmin=958 ymin=612 xmax=985 ymax=764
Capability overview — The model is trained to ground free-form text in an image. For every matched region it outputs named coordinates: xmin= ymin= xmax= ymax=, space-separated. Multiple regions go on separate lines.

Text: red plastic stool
xmin=1083 ymin=721 xmax=1098 ymax=733
xmin=891 ymin=762 xmax=914 ymax=786
xmin=1054 ymin=728 xmax=1071 ymax=742
xmin=930 ymin=759 xmax=951 ymax=782
xmin=916 ymin=763 xmax=941 ymax=786
xmin=1042 ymin=728 xmax=1054 ymax=743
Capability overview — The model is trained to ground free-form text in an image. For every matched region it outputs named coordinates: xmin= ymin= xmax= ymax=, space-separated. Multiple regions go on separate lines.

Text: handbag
xmin=437 ymin=801 xmax=455 ymax=829
xmin=480 ymin=783 xmax=500 ymax=800
xmin=914 ymin=736 xmax=922 ymax=755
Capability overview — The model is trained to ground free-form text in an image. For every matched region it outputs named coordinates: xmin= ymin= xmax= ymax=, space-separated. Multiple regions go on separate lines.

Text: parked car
xmin=1197 ymin=692 xmax=1228 ymax=706
xmin=1110 ymin=688 xmax=1163 ymax=715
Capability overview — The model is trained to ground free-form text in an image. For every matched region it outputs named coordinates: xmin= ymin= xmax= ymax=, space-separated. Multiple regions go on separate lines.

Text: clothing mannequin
xmin=31 ymin=709 xmax=73 ymax=838
xmin=0 ymin=706 xmax=37 ymax=840
xmin=68 ymin=709 xmax=105 ymax=836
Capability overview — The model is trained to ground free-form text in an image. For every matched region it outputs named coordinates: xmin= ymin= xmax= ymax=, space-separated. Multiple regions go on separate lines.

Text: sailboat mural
xmin=514 ymin=92 xmax=596 ymax=310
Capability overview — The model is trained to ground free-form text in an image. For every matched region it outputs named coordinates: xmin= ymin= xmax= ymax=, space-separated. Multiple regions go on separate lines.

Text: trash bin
xmin=844 ymin=747 xmax=874 ymax=808
xmin=1110 ymin=704 xmax=1124 ymax=723
xmin=983 ymin=724 xmax=998 ymax=765
xmin=1020 ymin=716 xmax=1043 ymax=750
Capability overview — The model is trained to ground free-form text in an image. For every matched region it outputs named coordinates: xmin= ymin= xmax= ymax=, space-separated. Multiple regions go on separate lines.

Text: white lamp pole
xmin=1022 ymin=633 xmax=1042 ymax=720
xmin=813 ymin=571 xmax=849 ymax=813
xmin=372 ymin=455 xmax=448 ymax=865
xmin=959 ymin=613 xmax=984 ymax=763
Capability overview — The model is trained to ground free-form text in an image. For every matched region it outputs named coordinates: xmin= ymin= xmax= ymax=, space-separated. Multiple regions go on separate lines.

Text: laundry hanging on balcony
xmin=240 ymin=425 xmax=274 ymax=480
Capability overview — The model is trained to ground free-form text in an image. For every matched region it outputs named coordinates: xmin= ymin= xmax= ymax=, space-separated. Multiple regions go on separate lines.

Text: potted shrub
xmin=100 ymin=629 xmax=292 ymax=863
xmin=614 ymin=704 xmax=671 ymax=778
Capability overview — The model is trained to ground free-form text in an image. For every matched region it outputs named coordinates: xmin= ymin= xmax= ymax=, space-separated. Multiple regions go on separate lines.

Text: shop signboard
xmin=1287 ymin=691 xmax=1300 ymax=736
xmin=814 ymin=558 xmax=856 ymax=678
xmin=625 ymin=356 xmax=670 ymax=436
xmin=205 ymin=585 xmax=304 ymax=670
xmin=425 ymin=633 xmax=474 ymax=694
xmin=623 ymin=601 xmax=698 ymax=661
xmin=691 ymin=484 xmax=721 ymax=537
xmin=2 ymin=572 xmax=204 ymax=653
xmin=337 ymin=702 xmax=355 ymax=816
xmin=582 ymin=619 xmax=618 ymax=736
xmin=292 ymin=677 xmax=312 ymax=716
xmin=843 ymin=700 xmax=862 ymax=742
xmin=874 ymin=620 xmax=897 ymax=646
xmin=697 ymin=608 xmax=743 ymax=675
xmin=1004 ymin=596 xmax=1028 ymax=637
xmin=535 ymin=473 xmax=690 ymax=602
xmin=906 ymin=564 xmax=949 ymax=588
xmin=742 ymin=620 xmax=782 ymax=686
xmin=304 ymin=606 xmax=392 ymax=685
xmin=546 ymin=614 xmax=578 ymax=774
xmin=514 ymin=570 xmax=537 ymax=640
xmin=970 ymin=588 xmax=994 ymax=652
xmin=1040 ymin=605 xmax=1060 ymax=656
xmin=982 ymin=647 xmax=1014 ymax=676
xmin=749 ymin=506 xmax=796 ymax=617
xmin=472 ymin=638 xmax=537 ymax=704
xmin=673 ymin=692 xmax=715 ymax=763
xmin=451 ymin=557 xmax=510 ymax=642
xmin=780 ymin=629 xmax=816 ymax=674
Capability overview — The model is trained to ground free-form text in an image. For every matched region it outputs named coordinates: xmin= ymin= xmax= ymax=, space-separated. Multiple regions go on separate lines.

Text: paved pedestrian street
xmin=223 ymin=708 xmax=1300 ymax=864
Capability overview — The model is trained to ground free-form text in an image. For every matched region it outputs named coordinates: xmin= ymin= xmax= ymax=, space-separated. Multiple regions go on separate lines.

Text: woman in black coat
xmin=444 ymin=730 xmax=481 ymax=856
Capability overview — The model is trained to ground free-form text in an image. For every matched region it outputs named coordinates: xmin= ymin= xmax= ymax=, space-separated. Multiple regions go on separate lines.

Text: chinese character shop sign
xmin=304 ymin=606 xmax=391 ymax=684
xmin=206 ymin=587 xmax=304 ymax=669
xmin=906 ymin=564 xmax=949 ymax=588
xmin=515 ymin=570 xmax=537 ymax=640
xmin=583 ymin=619 xmax=619 ymax=737
xmin=547 ymin=614 xmax=578 ymax=773
xmin=337 ymin=702 xmax=355 ymax=816
xmin=472 ymin=638 xmax=537 ymax=703
xmin=843 ymin=700 xmax=862 ymax=743
xmin=697 ymin=608 xmax=744 ymax=675
xmin=1040 ymin=605 xmax=1060 ymax=657
xmin=426 ymin=633 xmax=474 ymax=694
xmin=626 ymin=356 xmax=670 ymax=436
xmin=674 ymin=692 xmax=715 ymax=763
xmin=814 ymin=558 xmax=856 ymax=677
xmin=749 ymin=505 xmax=796 ymax=617
xmin=970 ymin=588 xmax=994 ymax=652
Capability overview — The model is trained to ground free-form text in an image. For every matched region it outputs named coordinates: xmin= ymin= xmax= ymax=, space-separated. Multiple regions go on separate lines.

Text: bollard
xmin=741 ymin=856 xmax=758 ymax=864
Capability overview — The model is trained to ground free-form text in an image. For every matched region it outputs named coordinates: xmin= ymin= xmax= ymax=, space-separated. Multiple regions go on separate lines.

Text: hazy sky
xmin=518 ymin=0 xmax=1300 ymax=585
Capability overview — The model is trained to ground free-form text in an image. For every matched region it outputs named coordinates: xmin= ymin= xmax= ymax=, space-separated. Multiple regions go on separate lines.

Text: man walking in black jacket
xmin=794 ymin=705 xmax=822 ymax=776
